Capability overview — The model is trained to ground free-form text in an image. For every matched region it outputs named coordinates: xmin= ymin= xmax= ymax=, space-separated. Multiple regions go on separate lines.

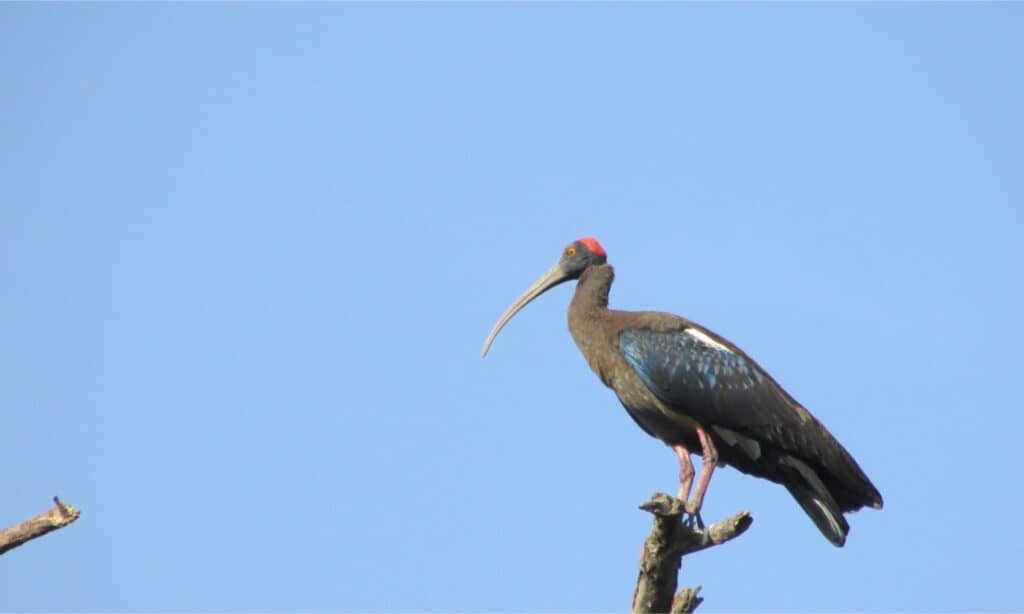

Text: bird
xmin=481 ymin=237 xmax=882 ymax=547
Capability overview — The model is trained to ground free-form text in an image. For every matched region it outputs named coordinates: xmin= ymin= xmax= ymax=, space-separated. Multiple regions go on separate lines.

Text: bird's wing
xmin=618 ymin=325 xmax=818 ymax=455
xmin=620 ymin=323 xmax=883 ymax=515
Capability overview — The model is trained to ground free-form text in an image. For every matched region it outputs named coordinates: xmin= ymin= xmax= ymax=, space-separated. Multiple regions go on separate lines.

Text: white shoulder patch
xmin=684 ymin=327 xmax=733 ymax=353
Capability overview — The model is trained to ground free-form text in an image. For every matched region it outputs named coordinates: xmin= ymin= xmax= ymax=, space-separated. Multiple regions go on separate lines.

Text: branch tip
xmin=672 ymin=585 xmax=703 ymax=613
xmin=0 ymin=497 xmax=80 ymax=557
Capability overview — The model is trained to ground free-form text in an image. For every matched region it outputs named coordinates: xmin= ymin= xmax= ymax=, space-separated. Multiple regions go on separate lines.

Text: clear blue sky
xmin=2 ymin=4 xmax=1022 ymax=611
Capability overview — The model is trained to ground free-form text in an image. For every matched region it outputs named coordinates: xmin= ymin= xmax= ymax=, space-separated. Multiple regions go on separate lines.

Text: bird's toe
xmin=683 ymin=501 xmax=705 ymax=529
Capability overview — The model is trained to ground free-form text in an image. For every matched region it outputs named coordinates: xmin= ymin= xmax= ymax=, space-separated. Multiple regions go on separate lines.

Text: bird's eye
xmin=566 ymin=247 xmax=577 ymax=257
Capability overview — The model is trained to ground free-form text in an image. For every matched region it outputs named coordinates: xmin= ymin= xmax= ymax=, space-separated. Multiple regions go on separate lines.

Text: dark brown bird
xmin=482 ymin=237 xmax=882 ymax=546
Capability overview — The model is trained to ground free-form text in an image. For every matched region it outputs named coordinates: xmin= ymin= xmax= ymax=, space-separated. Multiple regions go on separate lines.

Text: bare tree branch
xmin=672 ymin=586 xmax=703 ymax=614
xmin=0 ymin=497 xmax=81 ymax=556
xmin=631 ymin=492 xmax=752 ymax=614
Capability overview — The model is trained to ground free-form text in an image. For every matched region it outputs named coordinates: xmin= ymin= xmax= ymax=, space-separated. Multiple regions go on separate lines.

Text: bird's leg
xmin=685 ymin=427 xmax=719 ymax=529
xmin=673 ymin=444 xmax=695 ymax=503
xmin=673 ymin=444 xmax=699 ymax=529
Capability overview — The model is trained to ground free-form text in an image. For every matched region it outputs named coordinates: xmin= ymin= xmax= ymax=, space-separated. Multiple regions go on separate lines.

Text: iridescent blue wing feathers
xmin=619 ymin=326 xmax=799 ymax=440
xmin=619 ymin=325 xmax=883 ymax=516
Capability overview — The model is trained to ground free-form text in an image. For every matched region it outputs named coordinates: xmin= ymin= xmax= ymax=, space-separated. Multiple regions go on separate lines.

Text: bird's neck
xmin=569 ymin=264 xmax=613 ymax=328
xmin=574 ymin=263 xmax=613 ymax=308
xmin=568 ymin=264 xmax=615 ymax=386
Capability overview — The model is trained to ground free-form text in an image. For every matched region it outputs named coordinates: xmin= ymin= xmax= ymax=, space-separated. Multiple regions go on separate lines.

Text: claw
xmin=682 ymin=498 xmax=706 ymax=530
xmin=680 ymin=510 xmax=707 ymax=540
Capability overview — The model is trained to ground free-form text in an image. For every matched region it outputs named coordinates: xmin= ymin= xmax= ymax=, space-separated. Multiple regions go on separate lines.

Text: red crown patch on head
xmin=577 ymin=237 xmax=607 ymax=257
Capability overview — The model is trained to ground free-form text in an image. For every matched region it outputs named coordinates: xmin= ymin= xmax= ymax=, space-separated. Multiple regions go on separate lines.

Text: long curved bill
xmin=481 ymin=263 xmax=572 ymax=357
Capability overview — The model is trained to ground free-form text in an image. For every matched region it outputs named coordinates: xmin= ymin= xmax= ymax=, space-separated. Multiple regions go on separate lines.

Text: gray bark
xmin=631 ymin=493 xmax=752 ymax=613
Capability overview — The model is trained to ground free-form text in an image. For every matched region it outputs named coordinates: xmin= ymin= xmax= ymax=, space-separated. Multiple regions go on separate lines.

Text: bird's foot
xmin=683 ymin=501 xmax=706 ymax=530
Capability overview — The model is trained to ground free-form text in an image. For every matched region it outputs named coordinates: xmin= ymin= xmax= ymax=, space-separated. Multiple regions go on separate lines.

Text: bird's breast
xmin=602 ymin=344 xmax=705 ymax=446
xmin=568 ymin=309 xmax=702 ymax=446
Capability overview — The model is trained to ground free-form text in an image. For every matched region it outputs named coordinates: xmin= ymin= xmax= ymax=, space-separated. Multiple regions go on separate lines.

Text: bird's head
xmin=481 ymin=237 xmax=607 ymax=357
xmin=557 ymin=237 xmax=608 ymax=278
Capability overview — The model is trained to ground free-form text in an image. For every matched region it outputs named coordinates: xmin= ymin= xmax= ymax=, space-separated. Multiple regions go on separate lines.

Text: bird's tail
xmin=778 ymin=454 xmax=849 ymax=547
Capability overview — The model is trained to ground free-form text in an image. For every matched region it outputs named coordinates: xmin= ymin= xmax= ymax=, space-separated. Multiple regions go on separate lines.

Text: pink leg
xmin=685 ymin=427 xmax=719 ymax=516
xmin=672 ymin=444 xmax=694 ymax=503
